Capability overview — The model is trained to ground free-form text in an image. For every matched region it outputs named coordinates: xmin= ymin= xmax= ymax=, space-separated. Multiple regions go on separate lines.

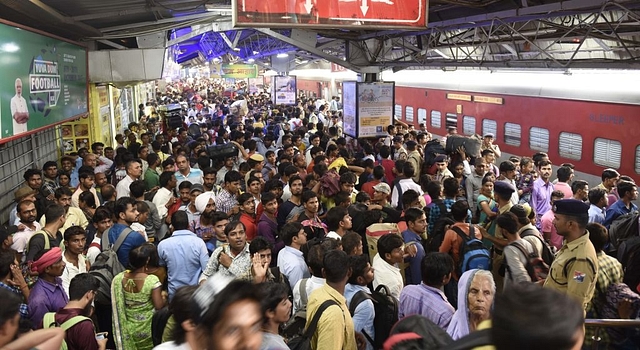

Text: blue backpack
xmin=452 ymin=226 xmax=491 ymax=275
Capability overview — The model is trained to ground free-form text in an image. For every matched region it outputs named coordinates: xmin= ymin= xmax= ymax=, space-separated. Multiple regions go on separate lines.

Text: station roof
xmin=1 ymin=0 xmax=639 ymax=72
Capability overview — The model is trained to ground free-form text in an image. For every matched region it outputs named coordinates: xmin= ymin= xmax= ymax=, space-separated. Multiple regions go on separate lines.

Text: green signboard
xmin=0 ymin=20 xmax=88 ymax=143
xmin=220 ymin=64 xmax=258 ymax=79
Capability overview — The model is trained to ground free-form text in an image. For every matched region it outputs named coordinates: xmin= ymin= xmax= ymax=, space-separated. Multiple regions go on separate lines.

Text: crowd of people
xmin=1 ymin=76 xmax=639 ymax=350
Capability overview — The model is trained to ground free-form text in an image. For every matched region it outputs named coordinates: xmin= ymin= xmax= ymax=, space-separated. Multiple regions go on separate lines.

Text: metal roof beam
xmin=255 ymin=28 xmax=361 ymax=72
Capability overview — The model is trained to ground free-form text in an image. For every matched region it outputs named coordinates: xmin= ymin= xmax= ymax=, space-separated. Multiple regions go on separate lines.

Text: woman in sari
xmin=447 ymin=269 xmax=495 ymax=340
xmin=112 ymin=243 xmax=166 ymax=350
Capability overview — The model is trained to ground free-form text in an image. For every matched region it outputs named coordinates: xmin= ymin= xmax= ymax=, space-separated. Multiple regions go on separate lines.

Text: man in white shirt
xmin=292 ymin=244 xmax=326 ymax=314
xmin=11 ymin=78 xmax=29 ymax=135
xmin=391 ymin=162 xmax=423 ymax=208
xmin=116 ymin=160 xmax=143 ymax=199
xmin=11 ymin=200 xmax=41 ymax=262
xmin=325 ymin=206 xmax=352 ymax=240
xmin=372 ymin=233 xmax=405 ymax=301
xmin=277 ymin=222 xmax=310 ymax=289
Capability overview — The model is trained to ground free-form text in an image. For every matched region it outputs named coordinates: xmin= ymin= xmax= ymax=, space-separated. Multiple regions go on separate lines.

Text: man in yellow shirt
xmin=306 ymin=249 xmax=359 ymax=350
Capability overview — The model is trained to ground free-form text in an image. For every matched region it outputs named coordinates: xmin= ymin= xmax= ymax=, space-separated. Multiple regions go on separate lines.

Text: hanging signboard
xmin=273 ymin=76 xmax=297 ymax=105
xmin=342 ymin=81 xmax=357 ymax=138
xmin=343 ymin=81 xmax=394 ymax=138
xmin=248 ymin=77 xmax=265 ymax=94
xmin=233 ymin=0 xmax=428 ymax=29
xmin=220 ymin=64 xmax=259 ymax=79
xmin=0 ymin=20 xmax=88 ymax=143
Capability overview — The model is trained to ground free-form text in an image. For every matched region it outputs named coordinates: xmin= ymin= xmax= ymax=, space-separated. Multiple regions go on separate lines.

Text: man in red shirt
xmin=48 ymin=273 xmax=107 ymax=350
xmin=361 ymin=165 xmax=384 ymax=199
xmin=238 ymin=193 xmax=258 ymax=241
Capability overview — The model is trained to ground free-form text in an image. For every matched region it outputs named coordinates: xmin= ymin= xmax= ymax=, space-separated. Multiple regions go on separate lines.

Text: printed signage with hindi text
xmin=220 ymin=64 xmax=259 ymax=79
xmin=234 ymin=0 xmax=428 ymax=29
xmin=0 ymin=20 xmax=88 ymax=143
xmin=342 ymin=81 xmax=357 ymax=138
xmin=342 ymin=81 xmax=394 ymax=138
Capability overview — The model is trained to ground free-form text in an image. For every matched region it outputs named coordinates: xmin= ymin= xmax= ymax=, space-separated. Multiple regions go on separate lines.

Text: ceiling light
xmin=277 ymin=53 xmax=289 ymax=58
xmin=1 ymin=43 xmax=19 ymax=53
xmin=205 ymin=5 xmax=232 ymax=12
xmin=247 ymin=58 xmax=255 ymax=63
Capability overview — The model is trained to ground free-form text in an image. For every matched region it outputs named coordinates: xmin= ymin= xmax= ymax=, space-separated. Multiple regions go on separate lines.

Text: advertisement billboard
xmin=273 ymin=76 xmax=297 ymax=105
xmin=234 ymin=0 xmax=427 ymax=29
xmin=220 ymin=64 xmax=259 ymax=79
xmin=342 ymin=81 xmax=357 ymax=138
xmin=248 ymin=77 xmax=265 ymax=94
xmin=357 ymin=82 xmax=394 ymax=138
xmin=0 ymin=20 xmax=88 ymax=143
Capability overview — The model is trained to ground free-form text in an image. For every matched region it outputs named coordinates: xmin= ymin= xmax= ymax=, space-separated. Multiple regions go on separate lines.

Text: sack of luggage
xmin=445 ymin=134 xmax=483 ymax=158
xmin=206 ymin=143 xmax=237 ymax=161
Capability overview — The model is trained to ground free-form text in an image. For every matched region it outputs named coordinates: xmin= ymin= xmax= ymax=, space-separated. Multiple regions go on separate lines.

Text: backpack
xmin=520 ymin=228 xmax=555 ymax=266
xmin=25 ymin=230 xmax=64 ymax=259
xmin=618 ymin=236 xmax=640 ymax=291
xmin=89 ymin=227 xmax=133 ymax=305
xmin=608 ymin=211 xmax=640 ymax=253
xmin=348 ymin=285 xmax=399 ymax=350
xmin=287 ymin=299 xmax=338 ymax=350
xmin=423 ymin=140 xmax=446 ymax=168
xmin=282 ymin=279 xmax=310 ymax=339
xmin=43 ymin=312 xmax=92 ymax=350
xmin=383 ymin=314 xmax=492 ymax=350
xmin=506 ymin=241 xmax=549 ymax=282
xmin=319 ymin=169 xmax=341 ymax=197
xmin=452 ymin=226 xmax=491 ymax=275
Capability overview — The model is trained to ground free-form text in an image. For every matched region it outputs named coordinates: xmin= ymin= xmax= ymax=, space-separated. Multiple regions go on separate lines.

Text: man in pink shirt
xmin=553 ymin=166 xmax=574 ymax=200
xmin=540 ymin=190 xmax=566 ymax=251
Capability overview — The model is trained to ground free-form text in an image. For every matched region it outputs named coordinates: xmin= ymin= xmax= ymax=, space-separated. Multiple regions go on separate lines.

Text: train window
xmin=482 ymin=119 xmax=497 ymax=138
xmin=463 ymin=116 xmax=476 ymax=135
xmin=446 ymin=113 xmax=458 ymax=129
xmin=405 ymin=106 xmax=414 ymax=123
xmin=431 ymin=111 xmax=442 ymax=128
xmin=395 ymin=104 xmax=403 ymax=119
xmin=635 ymin=146 xmax=640 ymax=174
xmin=418 ymin=109 xmax=427 ymax=125
xmin=504 ymin=123 xmax=521 ymax=146
xmin=594 ymin=138 xmax=621 ymax=169
xmin=529 ymin=127 xmax=549 ymax=152
xmin=558 ymin=132 xmax=582 ymax=160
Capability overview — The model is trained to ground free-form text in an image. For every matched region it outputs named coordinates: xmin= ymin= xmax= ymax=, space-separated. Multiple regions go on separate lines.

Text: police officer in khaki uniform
xmin=543 ymin=199 xmax=598 ymax=311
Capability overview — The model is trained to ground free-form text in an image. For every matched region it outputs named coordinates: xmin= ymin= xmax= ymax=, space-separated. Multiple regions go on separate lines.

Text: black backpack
xmin=282 ymin=279 xmax=310 ymax=339
xmin=348 ymin=285 xmax=399 ymax=350
xmin=608 ymin=211 xmax=640 ymax=253
xmin=288 ymin=299 xmax=338 ymax=350
xmin=618 ymin=236 xmax=640 ymax=291
xmin=89 ymin=227 xmax=133 ymax=305
xmin=424 ymin=140 xmax=446 ymax=168
xmin=520 ymin=228 xmax=555 ymax=266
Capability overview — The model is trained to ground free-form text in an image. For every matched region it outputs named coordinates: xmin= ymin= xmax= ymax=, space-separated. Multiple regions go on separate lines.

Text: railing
xmin=584 ymin=319 xmax=640 ymax=350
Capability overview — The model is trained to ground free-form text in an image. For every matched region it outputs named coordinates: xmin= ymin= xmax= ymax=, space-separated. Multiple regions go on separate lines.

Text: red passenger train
xmin=394 ymin=83 xmax=639 ymax=184
xmin=297 ymin=69 xmax=640 ymax=183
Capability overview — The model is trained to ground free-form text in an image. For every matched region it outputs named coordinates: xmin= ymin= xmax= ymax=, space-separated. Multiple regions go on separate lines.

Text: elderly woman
xmin=447 ymin=269 xmax=496 ymax=340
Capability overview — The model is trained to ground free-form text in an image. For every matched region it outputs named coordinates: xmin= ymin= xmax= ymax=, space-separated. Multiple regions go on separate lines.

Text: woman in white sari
xmin=447 ymin=269 xmax=496 ymax=340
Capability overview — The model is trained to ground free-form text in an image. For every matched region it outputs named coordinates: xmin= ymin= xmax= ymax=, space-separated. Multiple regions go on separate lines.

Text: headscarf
xmin=195 ymin=192 xmax=216 ymax=213
xmin=30 ymin=247 xmax=62 ymax=274
xmin=446 ymin=269 xmax=495 ymax=340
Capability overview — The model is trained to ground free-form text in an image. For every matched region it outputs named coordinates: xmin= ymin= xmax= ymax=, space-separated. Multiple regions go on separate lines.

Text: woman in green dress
xmin=111 ymin=243 xmax=166 ymax=350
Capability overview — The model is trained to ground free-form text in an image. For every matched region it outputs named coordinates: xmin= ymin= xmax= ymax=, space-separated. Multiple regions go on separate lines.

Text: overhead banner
xmin=220 ymin=63 xmax=259 ymax=79
xmin=273 ymin=76 xmax=296 ymax=105
xmin=0 ymin=20 xmax=88 ymax=143
xmin=342 ymin=81 xmax=357 ymax=138
xmin=343 ymin=81 xmax=394 ymax=138
xmin=234 ymin=0 xmax=427 ymax=29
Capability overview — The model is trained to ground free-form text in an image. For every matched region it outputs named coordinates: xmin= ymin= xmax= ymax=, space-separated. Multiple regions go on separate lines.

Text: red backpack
xmin=320 ymin=169 xmax=341 ymax=197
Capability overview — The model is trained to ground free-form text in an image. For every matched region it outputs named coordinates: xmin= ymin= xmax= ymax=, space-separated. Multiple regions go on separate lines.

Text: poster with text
xmin=273 ymin=76 xmax=296 ymax=105
xmin=0 ymin=20 xmax=88 ymax=143
xmin=342 ymin=81 xmax=357 ymax=138
xmin=357 ymin=82 xmax=394 ymax=138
